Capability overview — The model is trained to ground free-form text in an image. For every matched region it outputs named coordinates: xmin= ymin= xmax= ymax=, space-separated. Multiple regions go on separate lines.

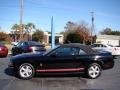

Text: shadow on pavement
xmin=4 ymin=67 xmax=16 ymax=77
xmin=4 ymin=67 xmax=88 ymax=79
xmin=0 ymin=56 xmax=7 ymax=58
xmin=34 ymin=73 xmax=88 ymax=79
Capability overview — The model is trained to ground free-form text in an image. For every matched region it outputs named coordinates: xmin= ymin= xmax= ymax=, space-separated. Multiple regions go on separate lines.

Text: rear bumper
xmin=0 ymin=50 xmax=8 ymax=56
xmin=102 ymin=61 xmax=114 ymax=69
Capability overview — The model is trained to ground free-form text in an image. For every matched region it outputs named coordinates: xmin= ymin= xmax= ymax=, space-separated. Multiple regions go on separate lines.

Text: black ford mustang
xmin=9 ymin=43 xmax=114 ymax=80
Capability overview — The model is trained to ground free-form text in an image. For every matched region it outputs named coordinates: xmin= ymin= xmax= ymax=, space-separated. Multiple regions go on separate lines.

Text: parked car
xmin=94 ymin=49 xmax=112 ymax=55
xmin=11 ymin=41 xmax=46 ymax=55
xmin=91 ymin=43 xmax=120 ymax=56
xmin=0 ymin=42 xmax=8 ymax=57
xmin=11 ymin=41 xmax=19 ymax=46
xmin=9 ymin=43 xmax=114 ymax=80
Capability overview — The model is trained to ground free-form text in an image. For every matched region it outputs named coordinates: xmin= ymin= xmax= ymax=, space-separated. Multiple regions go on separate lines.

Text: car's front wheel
xmin=18 ymin=63 xmax=35 ymax=80
xmin=87 ymin=63 xmax=102 ymax=79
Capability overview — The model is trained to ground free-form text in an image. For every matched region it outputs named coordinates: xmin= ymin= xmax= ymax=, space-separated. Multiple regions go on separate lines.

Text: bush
xmin=32 ymin=30 xmax=44 ymax=42
xmin=0 ymin=32 xmax=8 ymax=41
xmin=65 ymin=33 xmax=83 ymax=43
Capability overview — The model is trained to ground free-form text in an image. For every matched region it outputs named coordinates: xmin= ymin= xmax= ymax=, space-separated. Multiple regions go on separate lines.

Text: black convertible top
xmin=60 ymin=43 xmax=95 ymax=54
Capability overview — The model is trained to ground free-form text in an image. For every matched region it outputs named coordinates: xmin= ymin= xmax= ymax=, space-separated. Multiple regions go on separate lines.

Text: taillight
xmin=0 ymin=46 xmax=8 ymax=51
xmin=114 ymin=48 xmax=118 ymax=51
xmin=28 ymin=46 xmax=32 ymax=52
xmin=0 ymin=47 xmax=2 ymax=51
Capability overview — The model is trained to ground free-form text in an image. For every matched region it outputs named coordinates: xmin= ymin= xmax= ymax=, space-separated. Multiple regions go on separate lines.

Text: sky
xmin=0 ymin=0 xmax=120 ymax=34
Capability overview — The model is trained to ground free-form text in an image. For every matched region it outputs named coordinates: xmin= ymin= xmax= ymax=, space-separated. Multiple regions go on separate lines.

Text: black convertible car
xmin=9 ymin=43 xmax=114 ymax=80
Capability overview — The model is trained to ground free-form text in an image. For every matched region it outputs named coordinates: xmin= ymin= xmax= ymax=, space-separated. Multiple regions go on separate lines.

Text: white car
xmin=11 ymin=42 xmax=19 ymax=46
xmin=91 ymin=43 xmax=120 ymax=56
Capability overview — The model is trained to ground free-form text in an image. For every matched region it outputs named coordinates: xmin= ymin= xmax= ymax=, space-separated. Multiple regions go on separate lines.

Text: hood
xmin=11 ymin=52 xmax=43 ymax=61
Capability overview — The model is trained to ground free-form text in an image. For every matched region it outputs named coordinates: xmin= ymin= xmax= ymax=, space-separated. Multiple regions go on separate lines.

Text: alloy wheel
xmin=87 ymin=63 xmax=101 ymax=79
xmin=19 ymin=63 xmax=34 ymax=79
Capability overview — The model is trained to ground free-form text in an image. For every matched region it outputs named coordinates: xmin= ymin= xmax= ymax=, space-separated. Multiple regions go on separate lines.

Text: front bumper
xmin=8 ymin=61 xmax=14 ymax=68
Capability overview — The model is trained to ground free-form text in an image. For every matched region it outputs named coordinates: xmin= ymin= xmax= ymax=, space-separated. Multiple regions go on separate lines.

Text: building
xmin=96 ymin=35 xmax=120 ymax=46
xmin=43 ymin=31 xmax=63 ymax=45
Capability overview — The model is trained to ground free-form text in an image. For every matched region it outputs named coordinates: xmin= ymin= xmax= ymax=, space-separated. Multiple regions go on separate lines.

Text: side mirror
xmin=49 ymin=52 xmax=58 ymax=57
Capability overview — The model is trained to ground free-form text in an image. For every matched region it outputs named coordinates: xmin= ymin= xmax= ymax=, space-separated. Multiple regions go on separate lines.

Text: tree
xmin=100 ymin=28 xmax=112 ymax=35
xmin=25 ymin=23 xmax=35 ymax=40
xmin=100 ymin=28 xmax=120 ymax=35
xmin=111 ymin=31 xmax=120 ymax=35
xmin=11 ymin=24 xmax=26 ymax=41
xmin=63 ymin=21 xmax=91 ymax=44
xmin=32 ymin=29 xmax=44 ymax=42
xmin=0 ymin=32 xmax=8 ymax=41
xmin=11 ymin=24 xmax=20 ymax=41
xmin=66 ymin=33 xmax=83 ymax=43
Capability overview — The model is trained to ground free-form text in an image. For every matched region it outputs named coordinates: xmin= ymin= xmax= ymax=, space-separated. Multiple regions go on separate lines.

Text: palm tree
xmin=11 ymin=24 xmax=20 ymax=42
xmin=25 ymin=23 xmax=35 ymax=40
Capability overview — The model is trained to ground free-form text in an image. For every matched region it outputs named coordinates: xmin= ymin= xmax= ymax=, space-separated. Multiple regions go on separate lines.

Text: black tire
xmin=86 ymin=63 xmax=102 ymax=79
xmin=18 ymin=63 xmax=35 ymax=80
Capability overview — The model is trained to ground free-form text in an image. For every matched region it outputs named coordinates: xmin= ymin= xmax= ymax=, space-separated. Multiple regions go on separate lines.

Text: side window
xmin=103 ymin=45 xmax=107 ymax=47
xmin=51 ymin=47 xmax=72 ymax=56
xmin=49 ymin=47 xmax=80 ymax=56
xmin=71 ymin=48 xmax=80 ymax=55
xmin=24 ymin=42 xmax=28 ymax=46
xmin=92 ymin=44 xmax=97 ymax=47
xmin=20 ymin=42 xmax=24 ymax=46
xmin=100 ymin=44 xmax=103 ymax=47
xmin=79 ymin=49 xmax=87 ymax=55
xmin=97 ymin=44 xmax=100 ymax=47
xmin=21 ymin=42 xmax=28 ymax=46
xmin=16 ymin=42 xmax=22 ymax=47
xmin=91 ymin=44 xmax=95 ymax=47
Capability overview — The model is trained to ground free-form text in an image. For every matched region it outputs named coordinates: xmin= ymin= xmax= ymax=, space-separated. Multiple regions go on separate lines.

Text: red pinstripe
xmin=36 ymin=68 xmax=84 ymax=72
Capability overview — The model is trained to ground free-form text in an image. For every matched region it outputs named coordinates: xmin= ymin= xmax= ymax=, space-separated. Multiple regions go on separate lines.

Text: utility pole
xmin=20 ymin=0 xmax=23 ymax=41
xmin=91 ymin=12 xmax=94 ymax=44
xmin=51 ymin=16 xmax=55 ymax=48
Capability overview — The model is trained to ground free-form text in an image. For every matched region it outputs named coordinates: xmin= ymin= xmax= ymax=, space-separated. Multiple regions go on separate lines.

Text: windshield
xmin=28 ymin=41 xmax=42 ymax=46
xmin=43 ymin=46 xmax=59 ymax=56
xmin=16 ymin=42 xmax=23 ymax=47
xmin=107 ymin=44 xmax=113 ymax=47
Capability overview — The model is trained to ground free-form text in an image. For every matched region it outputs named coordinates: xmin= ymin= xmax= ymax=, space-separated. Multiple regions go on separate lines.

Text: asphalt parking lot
xmin=0 ymin=55 xmax=120 ymax=90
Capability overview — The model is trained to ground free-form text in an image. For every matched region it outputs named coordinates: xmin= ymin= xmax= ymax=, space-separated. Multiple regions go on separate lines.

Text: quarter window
xmin=79 ymin=49 xmax=86 ymax=55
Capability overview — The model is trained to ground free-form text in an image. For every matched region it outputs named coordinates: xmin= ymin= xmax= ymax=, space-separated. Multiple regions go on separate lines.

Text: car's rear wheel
xmin=18 ymin=63 xmax=35 ymax=80
xmin=87 ymin=63 xmax=102 ymax=79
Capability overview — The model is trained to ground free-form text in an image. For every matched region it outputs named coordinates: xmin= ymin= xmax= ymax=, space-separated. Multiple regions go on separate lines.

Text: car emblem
xmin=40 ymin=63 xmax=43 ymax=67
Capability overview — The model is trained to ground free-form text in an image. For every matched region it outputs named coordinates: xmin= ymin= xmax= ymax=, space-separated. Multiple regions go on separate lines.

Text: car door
xmin=73 ymin=48 xmax=90 ymax=66
xmin=12 ymin=42 xmax=23 ymax=54
xmin=16 ymin=42 xmax=28 ymax=53
xmin=40 ymin=47 xmax=83 ymax=72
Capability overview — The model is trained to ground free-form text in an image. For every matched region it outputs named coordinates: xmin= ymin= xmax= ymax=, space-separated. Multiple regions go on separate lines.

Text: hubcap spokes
xmin=20 ymin=65 xmax=32 ymax=78
xmin=89 ymin=65 xmax=100 ymax=78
